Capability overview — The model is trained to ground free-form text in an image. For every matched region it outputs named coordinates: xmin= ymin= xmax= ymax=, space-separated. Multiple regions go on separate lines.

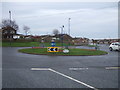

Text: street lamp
xmin=61 ymin=25 xmax=64 ymax=48
xmin=68 ymin=18 xmax=71 ymax=36
xmin=9 ymin=11 xmax=12 ymax=46
xmin=68 ymin=18 xmax=71 ymax=46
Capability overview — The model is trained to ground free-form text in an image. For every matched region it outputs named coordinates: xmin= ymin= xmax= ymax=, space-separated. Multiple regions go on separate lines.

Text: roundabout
xmin=18 ymin=47 xmax=108 ymax=56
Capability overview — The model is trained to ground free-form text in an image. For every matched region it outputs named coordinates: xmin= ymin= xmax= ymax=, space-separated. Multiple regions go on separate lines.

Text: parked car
xmin=109 ymin=42 xmax=120 ymax=51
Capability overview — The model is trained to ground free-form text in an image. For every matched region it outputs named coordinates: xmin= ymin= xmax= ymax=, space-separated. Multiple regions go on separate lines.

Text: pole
xmin=68 ymin=18 xmax=71 ymax=46
xmin=61 ymin=25 xmax=64 ymax=48
xmin=9 ymin=11 xmax=12 ymax=46
xmin=61 ymin=26 xmax=63 ymax=47
xmin=9 ymin=11 xmax=11 ymax=24
xmin=62 ymin=25 xmax=64 ymax=47
xmin=68 ymin=18 xmax=71 ymax=36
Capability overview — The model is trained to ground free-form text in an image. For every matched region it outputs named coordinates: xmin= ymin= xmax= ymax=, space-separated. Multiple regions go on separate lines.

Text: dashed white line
xmin=69 ymin=68 xmax=89 ymax=70
xmin=31 ymin=68 xmax=98 ymax=90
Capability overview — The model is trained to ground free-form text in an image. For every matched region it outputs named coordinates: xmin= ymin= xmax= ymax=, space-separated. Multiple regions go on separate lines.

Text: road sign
xmin=47 ymin=47 xmax=59 ymax=52
xmin=51 ymin=42 xmax=56 ymax=47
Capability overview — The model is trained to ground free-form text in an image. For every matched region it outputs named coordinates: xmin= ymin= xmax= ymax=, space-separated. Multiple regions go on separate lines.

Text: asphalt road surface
xmin=2 ymin=44 xmax=119 ymax=89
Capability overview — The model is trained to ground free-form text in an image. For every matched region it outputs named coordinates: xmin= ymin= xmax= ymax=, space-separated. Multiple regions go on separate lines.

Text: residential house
xmin=2 ymin=26 xmax=17 ymax=39
xmin=73 ymin=37 xmax=89 ymax=45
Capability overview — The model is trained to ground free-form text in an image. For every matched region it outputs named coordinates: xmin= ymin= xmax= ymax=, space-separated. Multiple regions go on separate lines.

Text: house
xmin=33 ymin=34 xmax=72 ymax=43
xmin=24 ymin=35 xmax=34 ymax=40
xmin=39 ymin=35 xmax=53 ymax=42
xmin=13 ymin=34 xmax=24 ymax=39
xmin=2 ymin=26 xmax=17 ymax=39
xmin=94 ymin=39 xmax=120 ymax=44
xmin=73 ymin=37 xmax=89 ymax=45
xmin=54 ymin=34 xmax=73 ymax=43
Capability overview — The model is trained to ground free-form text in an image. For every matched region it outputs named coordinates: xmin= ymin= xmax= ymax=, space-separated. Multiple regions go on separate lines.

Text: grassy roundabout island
xmin=18 ymin=48 xmax=108 ymax=56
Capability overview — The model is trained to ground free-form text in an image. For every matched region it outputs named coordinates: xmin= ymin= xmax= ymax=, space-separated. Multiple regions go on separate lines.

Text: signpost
xmin=51 ymin=42 xmax=55 ymax=47
xmin=41 ymin=39 xmax=45 ymax=47
xmin=51 ymin=39 xmax=56 ymax=47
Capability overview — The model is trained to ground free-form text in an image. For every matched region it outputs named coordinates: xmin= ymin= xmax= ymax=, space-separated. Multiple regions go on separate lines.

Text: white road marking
xmin=49 ymin=69 xmax=98 ymax=90
xmin=31 ymin=68 xmax=51 ymax=71
xmin=31 ymin=68 xmax=98 ymax=90
xmin=69 ymin=68 xmax=89 ymax=70
xmin=105 ymin=67 xmax=120 ymax=70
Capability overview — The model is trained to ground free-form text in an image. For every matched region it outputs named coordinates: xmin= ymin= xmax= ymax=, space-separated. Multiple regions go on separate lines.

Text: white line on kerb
xmin=31 ymin=68 xmax=98 ymax=90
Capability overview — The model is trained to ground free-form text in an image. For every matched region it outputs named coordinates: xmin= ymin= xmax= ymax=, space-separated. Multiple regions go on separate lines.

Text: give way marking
xmin=105 ymin=67 xmax=120 ymax=70
xmin=31 ymin=68 xmax=98 ymax=90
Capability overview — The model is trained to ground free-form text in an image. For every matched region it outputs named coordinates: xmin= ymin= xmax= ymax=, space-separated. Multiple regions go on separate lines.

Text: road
xmin=2 ymin=44 xmax=119 ymax=89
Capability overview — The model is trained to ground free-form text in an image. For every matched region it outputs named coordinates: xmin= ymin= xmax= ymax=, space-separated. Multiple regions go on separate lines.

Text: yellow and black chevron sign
xmin=47 ymin=47 xmax=59 ymax=52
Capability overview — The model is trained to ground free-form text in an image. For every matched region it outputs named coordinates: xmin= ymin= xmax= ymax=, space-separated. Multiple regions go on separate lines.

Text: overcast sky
xmin=1 ymin=2 xmax=118 ymax=39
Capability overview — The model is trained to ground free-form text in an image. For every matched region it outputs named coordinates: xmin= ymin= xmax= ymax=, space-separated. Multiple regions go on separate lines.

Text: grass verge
xmin=18 ymin=48 xmax=108 ymax=56
xmin=2 ymin=42 xmax=72 ymax=47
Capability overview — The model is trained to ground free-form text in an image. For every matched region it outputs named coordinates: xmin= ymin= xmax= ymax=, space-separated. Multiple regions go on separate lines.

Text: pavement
xmin=2 ymin=44 xmax=119 ymax=89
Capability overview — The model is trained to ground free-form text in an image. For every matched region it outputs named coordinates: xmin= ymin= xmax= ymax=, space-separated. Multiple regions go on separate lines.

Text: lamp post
xmin=9 ymin=11 xmax=12 ymax=46
xmin=68 ymin=18 xmax=71 ymax=36
xmin=68 ymin=18 xmax=71 ymax=46
xmin=61 ymin=25 xmax=64 ymax=48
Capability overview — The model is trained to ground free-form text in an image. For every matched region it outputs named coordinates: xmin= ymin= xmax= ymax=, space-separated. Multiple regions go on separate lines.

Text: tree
xmin=53 ymin=29 xmax=59 ymax=35
xmin=23 ymin=25 xmax=30 ymax=36
xmin=1 ymin=19 xmax=19 ymax=31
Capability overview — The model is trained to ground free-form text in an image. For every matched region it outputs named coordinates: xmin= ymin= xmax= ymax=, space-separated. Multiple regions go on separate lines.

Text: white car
xmin=109 ymin=42 xmax=120 ymax=51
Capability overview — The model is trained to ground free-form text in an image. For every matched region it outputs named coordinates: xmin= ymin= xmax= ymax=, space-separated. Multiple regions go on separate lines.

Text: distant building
xmin=24 ymin=35 xmax=33 ymax=39
xmin=94 ymin=39 xmax=120 ymax=44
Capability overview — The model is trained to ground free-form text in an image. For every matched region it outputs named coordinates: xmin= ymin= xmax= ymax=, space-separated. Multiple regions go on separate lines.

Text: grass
xmin=2 ymin=42 xmax=72 ymax=47
xmin=18 ymin=48 xmax=108 ymax=56
xmin=2 ymin=41 xmax=99 ymax=48
xmin=87 ymin=45 xmax=97 ymax=47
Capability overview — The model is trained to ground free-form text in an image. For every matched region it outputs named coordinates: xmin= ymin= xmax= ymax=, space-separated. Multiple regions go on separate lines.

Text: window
xmin=4 ymin=31 xmax=8 ymax=34
xmin=10 ymin=31 xmax=15 ymax=34
xmin=115 ymin=43 xmax=120 ymax=46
